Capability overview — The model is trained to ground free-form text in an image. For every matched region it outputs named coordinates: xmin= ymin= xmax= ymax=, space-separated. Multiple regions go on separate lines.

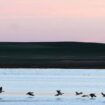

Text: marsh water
xmin=0 ymin=69 xmax=105 ymax=105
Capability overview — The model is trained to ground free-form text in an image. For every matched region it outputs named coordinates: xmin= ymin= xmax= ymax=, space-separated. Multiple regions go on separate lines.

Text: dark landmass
xmin=0 ymin=42 xmax=105 ymax=68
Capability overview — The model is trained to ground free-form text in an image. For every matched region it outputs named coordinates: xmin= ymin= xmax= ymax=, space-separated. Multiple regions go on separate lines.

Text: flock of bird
xmin=0 ymin=87 xmax=105 ymax=99
xmin=26 ymin=91 xmax=105 ymax=99
xmin=75 ymin=92 xmax=96 ymax=98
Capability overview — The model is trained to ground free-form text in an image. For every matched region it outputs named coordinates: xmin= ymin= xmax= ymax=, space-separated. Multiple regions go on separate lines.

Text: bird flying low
xmin=0 ymin=87 xmax=4 ymax=93
xmin=26 ymin=92 xmax=35 ymax=96
xmin=55 ymin=90 xmax=64 ymax=96
xmin=75 ymin=92 xmax=83 ymax=95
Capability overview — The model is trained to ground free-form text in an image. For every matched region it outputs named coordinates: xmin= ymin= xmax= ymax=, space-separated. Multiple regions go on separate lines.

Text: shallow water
xmin=0 ymin=69 xmax=105 ymax=105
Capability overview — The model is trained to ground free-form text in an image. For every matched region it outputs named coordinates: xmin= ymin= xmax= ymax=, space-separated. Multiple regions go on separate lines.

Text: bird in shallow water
xmin=26 ymin=92 xmax=35 ymax=96
xmin=55 ymin=90 xmax=64 ymax=96
xmin=89 ymin=93 xmax=96 ymax=99
xmin=101 ymin=92 xmax=105 ymax=97
xmin=75 ymin=92 xmax=83 ymax=95
xmin=0 ymin=87 xmax=4 ymax=93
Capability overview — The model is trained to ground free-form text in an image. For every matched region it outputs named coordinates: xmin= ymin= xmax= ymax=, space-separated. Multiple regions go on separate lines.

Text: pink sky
xmin=0 ymin=0 xmax=105 ymax=42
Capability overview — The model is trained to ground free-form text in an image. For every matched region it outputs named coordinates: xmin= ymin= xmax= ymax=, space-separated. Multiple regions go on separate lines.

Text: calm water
xmin=0 ymin=69 xmax=105 ymax=105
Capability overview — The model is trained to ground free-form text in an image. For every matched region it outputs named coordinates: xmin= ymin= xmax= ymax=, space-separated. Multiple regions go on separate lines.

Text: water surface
xmin=0 ymin=69 xmax=104 ymax=105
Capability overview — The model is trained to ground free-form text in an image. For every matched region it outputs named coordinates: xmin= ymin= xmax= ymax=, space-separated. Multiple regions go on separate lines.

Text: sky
xmin=0 ymin=0 xmax=105 ymax=43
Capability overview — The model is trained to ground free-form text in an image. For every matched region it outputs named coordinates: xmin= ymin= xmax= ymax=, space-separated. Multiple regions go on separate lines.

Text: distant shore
xmin=0 ymin=42 xmax=105 ymax=69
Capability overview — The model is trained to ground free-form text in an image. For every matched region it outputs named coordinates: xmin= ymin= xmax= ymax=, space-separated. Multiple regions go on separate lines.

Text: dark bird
xmin=101 ymin=92 xmax=105 ymax=97
xmin=26 ymin=92 xmax=35 ymax=96
xmin=89 ymin=93 xmax=96 ymax=98
xmin=55 ymin=90 xmax=64 ymax=96
xmin=0 ymin=87 xmax=4 ymax=93
xmin=75 ymin=92 xmax=83 ymax=95
xmin=82 ymin=95 xmax=89 ymax=97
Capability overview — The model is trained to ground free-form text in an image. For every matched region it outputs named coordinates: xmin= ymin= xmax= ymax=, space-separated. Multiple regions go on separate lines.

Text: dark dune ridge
xmin=0 ymin=42 xmax=105 ymax=68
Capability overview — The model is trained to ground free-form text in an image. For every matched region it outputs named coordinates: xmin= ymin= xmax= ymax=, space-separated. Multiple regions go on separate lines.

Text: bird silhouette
xmin=101 ymin=92 xmax=105 ymax=97
xmin=55 ymin=90 xmax=64 ymax=96
xmin=26 ymin=92 xmax=35 ymax=96
xmin=81 ymin=95 xmax=89 ymax=97
xmin=0 ymin=87 xmax=4 ymax=93
xmin=75 ymin=92 xmax=83 ymax=95
xmin=89 ymin=93 xmax=96 ymax=98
